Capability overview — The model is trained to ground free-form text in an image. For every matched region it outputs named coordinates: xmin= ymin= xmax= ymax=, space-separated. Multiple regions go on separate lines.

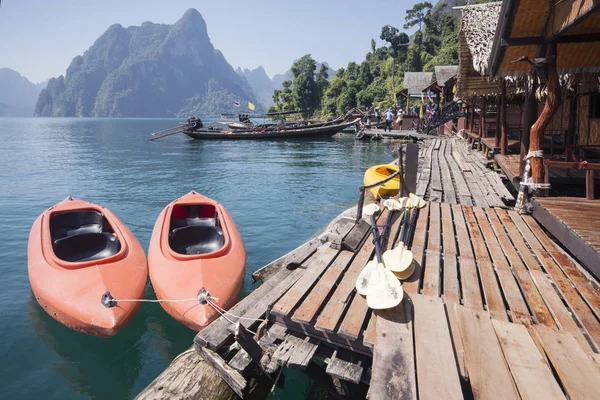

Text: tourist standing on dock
xmin=375 ymin=108 xmax=380 ymax=128
xmin=384 ymin=109 xmax=394 ymax=132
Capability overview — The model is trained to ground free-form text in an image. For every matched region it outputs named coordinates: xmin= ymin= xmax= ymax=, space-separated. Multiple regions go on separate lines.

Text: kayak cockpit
xmin=50 ymin=210 xmax=122 ymax=263
xmin=168 ymin=205 xmax=225 ymax=255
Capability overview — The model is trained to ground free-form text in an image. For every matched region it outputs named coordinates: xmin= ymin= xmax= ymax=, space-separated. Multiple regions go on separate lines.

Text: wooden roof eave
xmin=488 ymin=0 xmax=519 ymax=78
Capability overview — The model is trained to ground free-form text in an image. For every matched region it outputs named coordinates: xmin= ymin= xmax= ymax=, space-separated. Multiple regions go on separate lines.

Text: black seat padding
xmin=169 ymin=225 xmax=224 ymax=255
xmin=53 ymin=232 xmax=121 ymax=263
xmin=50 ymin=210 xmax=106 ymax=241
xmin=172 ymin=217 xmax=217 ymax=229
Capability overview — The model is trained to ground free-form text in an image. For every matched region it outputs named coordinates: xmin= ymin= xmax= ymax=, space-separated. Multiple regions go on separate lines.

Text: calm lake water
xmin=0 ymin=118 xmax=393 ymax=399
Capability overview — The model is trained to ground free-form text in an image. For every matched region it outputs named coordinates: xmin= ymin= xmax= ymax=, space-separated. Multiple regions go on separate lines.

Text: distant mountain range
xmin=0 ymin=68 xmax=46 ymax=116
xmin=236 ymin=62 xmax=336 ymax=107
xmin=35 ymin=9 xmax=261 ymax=117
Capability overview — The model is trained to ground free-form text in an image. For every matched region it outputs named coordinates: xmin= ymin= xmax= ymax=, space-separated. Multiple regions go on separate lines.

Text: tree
xmin=290 ymin=55 xmax=319 ymax=113
xmin=404 ymin=2 xmax=433 ymax=31
xmin=371 ymin=37 xmax=376 ymax=52
xmin=380 ymin=25 xmax=410 ymax=58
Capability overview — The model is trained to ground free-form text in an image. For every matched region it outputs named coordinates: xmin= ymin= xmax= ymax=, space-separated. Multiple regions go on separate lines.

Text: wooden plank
xmin=342 ymin=219 xmax=371 ymax=252
xmin=369 ymin=298 xmax=417 ymax=400
xmin=292 ymin=251 xmax=354 ymax=324
xmin=451 ymin=204 xmax=483 ymax=310
xmin=228 ymin=349 xmax=252 ymax=374
xmin=454 ymin=304 xmax=520 ymax=400
xmin=252 ymin=236 xmax=319 ymax=281
xmin=313 ymin=227 xmax=377 ymax=333
xmin=487 ymin=208 xmax=556 ymax=328
xmin=430 ymin=144 xmax=443 ymax=202
xmin=529 ymin=270 xmax=593 ymax=351
xmin=443 ymin=254 xmax=460 ymax=304
xmin=422 ymin=251 xmax=441 ymax=297
xmin=197 ymin=347 xmax=247 ymax=398
xmin=495 ymin=209 xmax=543 ymax=272
xmin=440 ymin=202 xmax=457 ymax=255
xmin=492 ymin=320 xmax=566 ymax=400
xmin=509 ymin=211 xmax=600 ymax=349
xmin=462 ymin=206 xmax=507 ymax=321
xmin=463 ymin=171 xmax=488 ymax=207
xmin=472 ymin=207 xmax=531 ymax=324
xmin=196 ymin=260 xmax=307 ymax=351
xmin=337 ymin=289 xmax=369 ymax=340
xmin=270 ymin=245 xmax=339 ymax=318
xmin=404 ymin=143 xmax=419 ymax=195
xmin=445 ymin=302 xmax=468 ymax=380
xmin=412 ymin=295 xmax=462 ymax=400
xmin=523 ymin=214 xmax=600 ymax=321
xmin=427 ymin=201 xmax=441 ymax=253
xmin=404 ymin=205 xmax=429 ymax=294
xmin=536 ymin=325 xmax=600 ymax=400
xmin=439 ymin=143 xmax=458 ymax=204
xmin=325 ymin=350 xmax=364 ymax=384
xmin=363 ymin=313 xmax=376 ymax=348
xmin=287 ymin=337 xmax=320 ymax=370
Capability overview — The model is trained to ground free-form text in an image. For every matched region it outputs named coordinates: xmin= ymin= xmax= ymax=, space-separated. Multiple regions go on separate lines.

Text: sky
xmin=0 ymin=0 xmax=423 ymax=84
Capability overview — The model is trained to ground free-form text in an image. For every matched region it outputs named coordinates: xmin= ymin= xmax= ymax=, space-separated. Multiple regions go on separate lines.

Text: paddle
xmin=379 ymin=198 xmax=405 ymax=250
xmin=382 ymin=198 xmax=414 ymax=280
xmin=149 ymin=129 xmax=183 ymax=141
xmin=355 ymin=204 xmax=404 ymax=310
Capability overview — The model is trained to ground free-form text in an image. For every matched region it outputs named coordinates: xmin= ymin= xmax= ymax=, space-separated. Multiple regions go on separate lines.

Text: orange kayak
xmin=148 ymin=191 xmax=246 ymax=331
xmin=28 ymin=197 xmax=148 ymax=337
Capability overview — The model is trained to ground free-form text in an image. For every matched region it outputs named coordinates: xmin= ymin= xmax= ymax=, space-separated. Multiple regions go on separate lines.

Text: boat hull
xmin=183 ymin=119 xmax=353 ymax=140
xmin=28 ymin=198 xmax=148 ymax=337
xmin=148 ymin=191 xmax=246 ymax=331
xmin=364 ymin=163 xmax=401 ymax=198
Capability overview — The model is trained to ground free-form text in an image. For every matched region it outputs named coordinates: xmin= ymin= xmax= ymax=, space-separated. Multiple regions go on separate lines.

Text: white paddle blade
xmin=356 ymin=259 xmax=377 ymax=295
xmin=366 ymin=264 xmax=404 ymax=310
xmin=382 ymin=242 xmax=414 ymax=275
xmin=409 ymin=193 xmax=426 ymax=209
xmin=383 ymin=198 xmax=403 ymax=211
xmin=363 ymin=203 xmax=380 ymax=216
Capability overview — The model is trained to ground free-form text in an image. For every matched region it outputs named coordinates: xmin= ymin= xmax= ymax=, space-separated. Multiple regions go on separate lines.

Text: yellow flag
xmin=419 ymin=105 xmax=424 ymax=119
xmin=421 ymin=93 xmax=425 ymax=104
xmin=248 ymin=102 xmax=255 ymax=111
xmin=452 ymin=84 xmax=457 ymax=94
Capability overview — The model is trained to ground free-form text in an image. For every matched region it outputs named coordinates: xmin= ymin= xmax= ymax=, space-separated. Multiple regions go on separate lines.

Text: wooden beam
xmin=495 ymin=84 xmax=502 ymax=149
xmin=520 ymin=82 xmax=537 ymax=176
xmin=500 ymin=79 xmax=508 ymax=155
xmin=530 ymin=43 xmax=561 ymax=183
xmin=501 ymin=33 xmax=600 ymax=46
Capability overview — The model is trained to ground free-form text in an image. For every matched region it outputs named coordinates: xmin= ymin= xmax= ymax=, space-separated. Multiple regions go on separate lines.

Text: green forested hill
xmin=269 ymin=0 xmax=472 ymax=116
xmin=35 ymin=9 xmax=260 ymax=117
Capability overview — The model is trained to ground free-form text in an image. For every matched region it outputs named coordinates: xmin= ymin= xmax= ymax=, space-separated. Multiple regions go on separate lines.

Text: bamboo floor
xmin=138 ymin=138 xmax=600 ymax=400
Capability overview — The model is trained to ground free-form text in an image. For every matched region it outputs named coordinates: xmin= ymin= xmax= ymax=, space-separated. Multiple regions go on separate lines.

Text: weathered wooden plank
xmin=446 ymin=154 xmax=471 ymax=198
xmin=363 ymin=313 xmax=376 ymax=348
xmin=508 ymin=211 xmax=600 ymax=349
xmin=529 ymin=269 xmax=593 ymax=351
xmin=292 ymin=251 xmax=354 ymax=324
xmin=451 ymin=204 xmax=483 ymax=310
xmin=287 ymin=337 xmax=320 ymax=370
xmin=342 ymin=219 xmax=372 ymax=252
xmin=430 ymin=145 xmax=443 ymax=201
xmin=369 ymin=298 xmax=416 ymax=400
xmin=445 ymin=302 xmax=468 ymax=379
xmin=492 ymin=320 xmax=566 ymax=400
xmin=413 ymin=295 xmax=462 ymax=400
xmin=486 ymin=208 xmax=556 ymax=328
xmin=454 ymin=304 xmax=520 ymax=400
xmin=463 ymin=206 xmax=507 ymax=321
xmin=422 ymin=251 xmax=441 ymax=297
xmin=252 ymin=236 xmax=319 ymax=282
xmin=440 ymin=202 xmax=457 ymax=255
xmin=404 ymin=143 xmax=419 ymax=195
xmin=443 ymin=254 xmax=460 ymax=304
xmin=495 ymin=209 xmax=543 ymax=272
xmin=438 ymin=143 xmax=458 ymax=204
xmin=523 ymin=214 xmax=600 ymax=321
xmin=270 ymin=245 xmax=339 ymax=318
xmin=197 ymin=346 xmax=247 ymax=398
xmin=228 ymin=348 xmax=253 ymax=374
xmin=472 ymin=207 xmax=531 ymax=324
xmin=427 ymin=201 xmax=441 ymax=253
xmin=313 ymin=225 xmax=378 ymax=333
xmin=337 ymin=290 xmax=369 ymax=340
xmin=463 ymin=171 xmax=488 ymax=207
xmin=196 ymin=259 xmax=307 ymax=351
xmin=536 ymin=325 xmax=600 ymax=399
xmin=325 ymin=350 xmax=364 ymax=385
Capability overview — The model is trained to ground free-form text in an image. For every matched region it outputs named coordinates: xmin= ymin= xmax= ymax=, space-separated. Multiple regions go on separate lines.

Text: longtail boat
xmin=148 ymin=191 xmax=246 ymax=331
xmin=28 ymin=197 xmax=147 ymax=337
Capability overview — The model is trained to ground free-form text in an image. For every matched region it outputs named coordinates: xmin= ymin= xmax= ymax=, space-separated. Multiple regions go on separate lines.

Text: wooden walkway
xmin=533 ymin=197 xmax=600 ymax=281
xmin=417 ymin=137 xmax=514 ymax=207
xmin=495 ymin=153 xmax=521 ymax=187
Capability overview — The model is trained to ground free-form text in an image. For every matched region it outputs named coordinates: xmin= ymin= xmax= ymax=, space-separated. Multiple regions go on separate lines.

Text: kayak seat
xmin=169 ymin=225 xmax=224 ymax=255
xmin=53 ymin=232 xmax=121 ymax=263
xmin=50 ymin=210 xmax=111 ymax=241
xmin=172 ymin=217 xmax=216 ymax=229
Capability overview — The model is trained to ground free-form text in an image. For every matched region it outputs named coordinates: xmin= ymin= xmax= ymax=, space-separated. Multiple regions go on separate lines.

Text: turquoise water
xmin=0 ymin=118 xmax=392 ymax=399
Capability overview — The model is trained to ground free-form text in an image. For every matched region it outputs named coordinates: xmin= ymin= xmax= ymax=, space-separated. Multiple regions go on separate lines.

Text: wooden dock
xmin=417 ymin=137 xmax=514 ymax=207
xmin=137 ymin=138 xmax=600 ymax=400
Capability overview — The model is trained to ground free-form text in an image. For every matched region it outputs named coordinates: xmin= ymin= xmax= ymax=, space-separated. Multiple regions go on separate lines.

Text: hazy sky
xmin=0 ymin=0 xmax=422 ymax=83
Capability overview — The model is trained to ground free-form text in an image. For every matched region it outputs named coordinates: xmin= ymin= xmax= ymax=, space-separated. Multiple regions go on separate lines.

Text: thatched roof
xmin=456 ymin=2 xmax=501 ymax=98
xmin=402 ymin=72 xmax=435 ymax=96
xmin=434 ymin=66 xmax=459 ymax=86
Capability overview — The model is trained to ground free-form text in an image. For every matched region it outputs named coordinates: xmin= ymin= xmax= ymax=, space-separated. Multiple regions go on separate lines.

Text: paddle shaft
xmin=150 ymin=123 xmax=186 ymax=136
xmin=369 ymin=215 xmax=384 ymax=263
xmin=149 ymin=129 xmax=183 ymax=141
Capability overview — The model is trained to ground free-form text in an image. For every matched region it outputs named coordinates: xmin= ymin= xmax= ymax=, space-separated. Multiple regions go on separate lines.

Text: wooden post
xmin=469 ymin=104 xmax=475 ymax=133
xmin=567 ymin=93 xmax=577 ymax=154
xmin=500 ymin=80 xmax=508 ymax=155
xmin=495 ymin=84 xmax=502 ymax=149
xmin=529 ymin=42 xmax=561 ymax=184
xmin=519 ymin=83 xmax=538 ymax=176
xmin=479 ymin=96 xmax=487 ymax=151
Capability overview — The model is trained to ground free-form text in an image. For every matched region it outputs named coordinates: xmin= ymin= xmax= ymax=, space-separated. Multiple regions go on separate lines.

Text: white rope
xmin=111 ymin=298 xmax=199 ymax=303
xmin=207 ymin=299 xmax=268 ymax=324
xmin=526 ymin=150 xmax=544 ymax=159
